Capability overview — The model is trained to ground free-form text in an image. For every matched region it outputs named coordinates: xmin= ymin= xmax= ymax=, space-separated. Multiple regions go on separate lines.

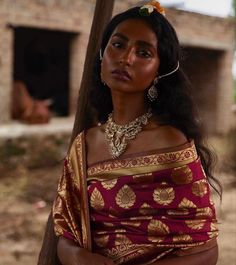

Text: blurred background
xmin=0 ymin=0 xmax=235 ymax=264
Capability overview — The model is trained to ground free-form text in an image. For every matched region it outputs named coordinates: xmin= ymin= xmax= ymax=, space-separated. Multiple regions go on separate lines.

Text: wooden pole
xmin=38 ymin=4 xmax=116 ymax=264
xmin=71 ymin=0 xmax=115 ymax=142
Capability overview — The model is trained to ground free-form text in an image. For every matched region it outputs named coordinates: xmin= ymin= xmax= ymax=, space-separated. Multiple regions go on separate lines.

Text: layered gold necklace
xmin=105 ymin=109 xmax=152 ymax=158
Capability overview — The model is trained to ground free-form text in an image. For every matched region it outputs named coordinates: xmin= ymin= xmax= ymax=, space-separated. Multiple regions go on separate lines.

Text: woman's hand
xmin=57 ymin=236 xmax=115 ymax=265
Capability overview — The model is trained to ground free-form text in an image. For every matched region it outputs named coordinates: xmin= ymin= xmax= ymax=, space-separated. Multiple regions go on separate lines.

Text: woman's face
xmin=101 ymin=18 xmax=160 ymax=94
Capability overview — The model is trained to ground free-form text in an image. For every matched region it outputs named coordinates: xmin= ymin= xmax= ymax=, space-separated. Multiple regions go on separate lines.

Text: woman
xmin=38 ymin=2 xmax=221 ymax=265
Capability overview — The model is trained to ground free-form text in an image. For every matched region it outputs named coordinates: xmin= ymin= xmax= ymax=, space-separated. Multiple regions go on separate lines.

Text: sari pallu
xmin=53 ymin=131 xmax=218 ymax=264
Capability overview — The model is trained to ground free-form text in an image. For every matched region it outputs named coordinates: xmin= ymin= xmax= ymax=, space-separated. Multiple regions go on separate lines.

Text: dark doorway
xmin=182 ymin=47 xmax=223 ymax=133
xmin=13 ymin=27 xmax=75 ymax=116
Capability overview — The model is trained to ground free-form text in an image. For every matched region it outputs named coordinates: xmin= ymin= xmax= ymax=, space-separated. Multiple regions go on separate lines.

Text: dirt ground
xmin=0 ymin=140 xmax=236 ymax=265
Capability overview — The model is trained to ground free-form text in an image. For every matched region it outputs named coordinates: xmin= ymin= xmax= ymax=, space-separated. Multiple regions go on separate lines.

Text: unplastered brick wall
xmin=166 ymin=8 xmax=234 ymax=49
xmin=0 ymin=0 xmax=235 ymax=134
xmin=0 ymin=0 xmax=96 ymax=123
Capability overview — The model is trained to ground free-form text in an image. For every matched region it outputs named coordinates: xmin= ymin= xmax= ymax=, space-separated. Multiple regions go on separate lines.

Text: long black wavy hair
xmin=38 ymin=6 xmax=221 ymax=265
xmin=89 ymin=6 xmax=221 ymax=196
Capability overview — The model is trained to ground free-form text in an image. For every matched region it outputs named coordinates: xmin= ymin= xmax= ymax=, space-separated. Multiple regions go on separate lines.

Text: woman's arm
xmin=151 ymin=245 xmax=218 ymax=265
xmin=57 ymin=236 xmax=115 ymax=265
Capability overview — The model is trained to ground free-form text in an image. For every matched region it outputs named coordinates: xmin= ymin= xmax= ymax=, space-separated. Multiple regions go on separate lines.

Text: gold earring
xmin=147 ymin=77 xmax=158 ymax=101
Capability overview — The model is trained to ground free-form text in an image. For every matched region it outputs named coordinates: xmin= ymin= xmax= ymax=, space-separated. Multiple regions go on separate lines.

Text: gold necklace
xmin=105 ymin=109 xmax=152 ymax=158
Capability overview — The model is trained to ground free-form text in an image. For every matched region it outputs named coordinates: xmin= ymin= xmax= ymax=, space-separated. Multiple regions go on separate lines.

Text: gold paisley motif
xmin=192 ymin=180 xmax=208 ymax=197
xmin=148 ymin=219 xmax=170 ymax=235
xmin=115 ymin=234 xmax=132 ymax=246
xmin=196 ymin=207 xmax=213 ymax=217
xmin=185 ymin=219 xmax=205 ymax=230
xmin=94 ymin=235 xmax=109 ymax=247
xmin=173 ymin=234 xmax=192 ymax=243
xmin=115 ymin=185 xmax=136 ymax=209
xmin=148 ymin=222 xmax=166 ymax=242
xmin=90 ymin=187 xmax=105 ymax=210
xmin=101 ymin=179 xmax=117 ymax=190
xmin=171 ymin=165 xmax=193 ymax=185
xmin=148 ymin=236 xmax=165 ymax=243
xmin=208 ymin=221 xmax=218 ymax=238
xmin=178 ymin=198 xmax=197 ymax=209
xmin=153 ymin=187 xmax=175 ymax=206
xmin=139 ymin=202 xmax=153 ymax=215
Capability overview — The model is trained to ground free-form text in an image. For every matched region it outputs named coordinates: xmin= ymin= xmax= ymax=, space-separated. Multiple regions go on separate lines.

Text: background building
xmin=0 ymin=0 xmax=235 ymax=134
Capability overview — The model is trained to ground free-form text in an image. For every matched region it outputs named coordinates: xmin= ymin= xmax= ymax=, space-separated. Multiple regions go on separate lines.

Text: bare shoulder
xmin=85 ymin=124 xmax=110 ymax=166
xmin=155 ymin=125 xmax=188 ymax=149
xmin=85 ymin=125 xmax=103 ymax=144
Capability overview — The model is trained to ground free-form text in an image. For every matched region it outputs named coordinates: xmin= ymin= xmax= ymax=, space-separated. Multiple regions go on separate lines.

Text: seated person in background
xmin=11 ymin=80 xmax=52 ymax=124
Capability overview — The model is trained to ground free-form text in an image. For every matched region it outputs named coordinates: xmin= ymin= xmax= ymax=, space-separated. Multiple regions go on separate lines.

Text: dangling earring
xmin=147 ymin=77 xmax=158 ymax=102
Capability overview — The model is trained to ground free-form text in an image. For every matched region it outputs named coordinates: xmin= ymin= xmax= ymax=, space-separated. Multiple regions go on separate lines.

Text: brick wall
xmin=0 ymin=0 xmax=234 ymax=134
xmin=0 ymin=0 xmax=96 ymax=122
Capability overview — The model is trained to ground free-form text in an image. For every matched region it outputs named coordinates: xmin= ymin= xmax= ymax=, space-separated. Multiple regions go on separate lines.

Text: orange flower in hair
xmin=139 ymin=1 xmax=166 ymax=16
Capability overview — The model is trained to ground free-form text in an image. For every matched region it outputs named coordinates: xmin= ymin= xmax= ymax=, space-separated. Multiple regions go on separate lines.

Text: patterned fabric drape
xmin=53 ymin=132 xmax=218 ymax=264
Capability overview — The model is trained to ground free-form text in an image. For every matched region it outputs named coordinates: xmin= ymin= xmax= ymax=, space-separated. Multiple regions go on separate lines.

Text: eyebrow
xmin=112 ymin=32 xmax=156 ymax=50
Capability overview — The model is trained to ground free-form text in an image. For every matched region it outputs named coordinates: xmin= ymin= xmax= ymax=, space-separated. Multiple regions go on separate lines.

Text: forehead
xmin=112 ymin=18 xmax=158 ymax=46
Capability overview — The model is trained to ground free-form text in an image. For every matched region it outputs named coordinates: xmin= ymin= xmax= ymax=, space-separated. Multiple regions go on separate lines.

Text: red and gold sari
xmin=53 ymin=131 xmax=218 ymax=264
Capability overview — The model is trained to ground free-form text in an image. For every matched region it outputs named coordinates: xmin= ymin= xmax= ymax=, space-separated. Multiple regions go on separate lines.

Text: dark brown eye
xmin=138 ymin=49 xmax=151 ymax=58
xmin=112 ymin=41 xmax=123 ymax=48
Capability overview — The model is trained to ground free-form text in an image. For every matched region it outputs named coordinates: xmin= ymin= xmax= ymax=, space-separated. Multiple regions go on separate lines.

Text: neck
xmin=110 ymin=91 xmax=149 ymax=125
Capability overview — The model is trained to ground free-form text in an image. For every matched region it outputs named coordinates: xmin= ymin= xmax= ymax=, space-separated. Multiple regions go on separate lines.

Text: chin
xmin=109 ymin=85 xmax=135 ymax=93
xmin=107 ymin=81 xmax=129 ymax=90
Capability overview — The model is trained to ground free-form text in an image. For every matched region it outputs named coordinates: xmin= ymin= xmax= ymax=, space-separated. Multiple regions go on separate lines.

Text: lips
xmin=111 ymin=69 xmax=131 ymax=81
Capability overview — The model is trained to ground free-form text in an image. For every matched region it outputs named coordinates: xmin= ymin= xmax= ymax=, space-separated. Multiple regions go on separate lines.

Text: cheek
xmin=135 ymin=61 xmax=160 ymax=87
xmin=101 ymin=51 xmax=112 ymax=77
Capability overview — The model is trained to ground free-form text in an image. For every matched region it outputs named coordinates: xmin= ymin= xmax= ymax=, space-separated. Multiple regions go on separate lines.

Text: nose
xmin=119 ymin=47 xmax=135 ymax=66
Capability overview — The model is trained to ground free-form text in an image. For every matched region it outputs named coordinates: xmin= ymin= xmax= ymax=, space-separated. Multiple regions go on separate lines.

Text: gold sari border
xmin=72 ymin=132 xmax=92 ymax=251
xmin=138 ymin=238 xmax=217 ymax=265
xmin=87 ymin=142 xmax=198 ymax=181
